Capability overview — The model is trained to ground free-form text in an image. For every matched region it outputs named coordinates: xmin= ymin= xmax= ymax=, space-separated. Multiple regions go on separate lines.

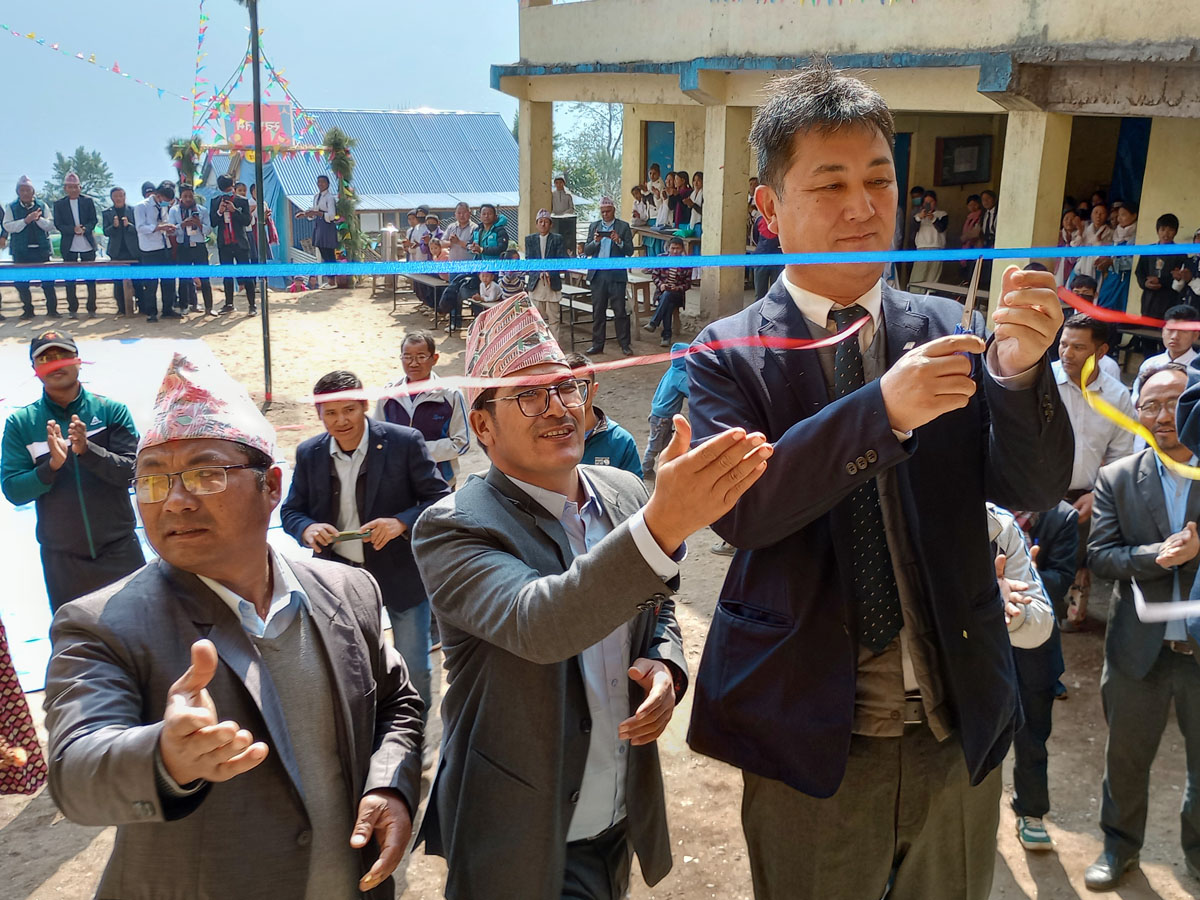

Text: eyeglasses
xmin=1136 ymin=400 xmax=1181 ymax=417
xmin=401 ymin=354 xmax=432 ymax=365
xmin=132 ymin=464 xmax=265 ymax=503
xmin=484 ymin=378 xmax=590 ymax=418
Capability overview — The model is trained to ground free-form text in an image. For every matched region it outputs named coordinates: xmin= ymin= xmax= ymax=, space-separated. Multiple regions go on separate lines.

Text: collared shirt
xmin=134 ymin=197 xmax=170 ymax=252
xmin=539 ymin=233 xmax=549 ymax=259
xmin=67 ymin=197 xmax=91 ymax=252
xmin=328 ymin=425 xmax=370 ymax=563
xmin=197 ymin=548 xmax=310 ymax=639
xmin=1155 ymin=453 xmax=1197 ymax=641
xmin=550 ymin=189 xmax=575 ymax=217
xmin=1052 ymin=361 xmax=1137 ymax=490
xmin=1134 ymin=348 xmax=1199 ymax=402
xmin=507 ymin=472 xmax=678 ymax=842
xmin=168 ymin=203 xmax=212 ymax=248
xmin=595 ymin=221 xmax=615 ymax=259
xmin=442 ymin=221 xmax=475 ymax=261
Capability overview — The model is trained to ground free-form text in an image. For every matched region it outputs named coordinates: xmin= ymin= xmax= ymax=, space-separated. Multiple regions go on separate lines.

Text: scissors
xmin=954 ymin=256 xmax=984 ymax=374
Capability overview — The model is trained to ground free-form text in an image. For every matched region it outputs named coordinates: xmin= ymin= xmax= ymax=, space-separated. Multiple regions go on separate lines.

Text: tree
xmin=560 ymin=103 xmax=622 ymax=202
xmin=511 ymin=107 xmax=519 ymax=143
xmin=42 ymin=147 xmax=114 ymax=208
xmin=324 ymin=126 xmax=364 ymax=265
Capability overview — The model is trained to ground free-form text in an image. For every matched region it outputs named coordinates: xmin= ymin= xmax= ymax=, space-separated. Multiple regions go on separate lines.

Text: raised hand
xmin=46 ymin=421 xmax=70 ymax=471
xmin=643 ymin=416 xmax=772 ymax=555
xmin=159 ymin=640 xmax=268 ymax=786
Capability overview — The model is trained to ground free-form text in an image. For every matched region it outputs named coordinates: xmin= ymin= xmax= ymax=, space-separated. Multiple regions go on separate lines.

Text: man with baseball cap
xmin=43 ymin=352 xmax=424 ymax=899
xmin=1 ymin=330 xmax=144 ymax=611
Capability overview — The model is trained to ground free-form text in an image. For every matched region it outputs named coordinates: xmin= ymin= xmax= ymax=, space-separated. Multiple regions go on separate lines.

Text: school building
xmin=493 ymin=0 xmax=1200 ymax=319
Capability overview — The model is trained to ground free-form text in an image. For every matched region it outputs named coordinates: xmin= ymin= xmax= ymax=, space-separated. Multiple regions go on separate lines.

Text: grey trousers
xmin=562 ymin=820 xmax=630 ymax=900
xmin=1100 ymin=647 xmax=1200 ymax=867
xmin=741 ymin=725 xmax=1001 ymax=900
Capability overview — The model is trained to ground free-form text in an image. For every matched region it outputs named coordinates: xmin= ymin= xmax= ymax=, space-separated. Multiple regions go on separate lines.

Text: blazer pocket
xmin=719 ymin=600 xmax=792 ymax=629
xmin=468 ymin=746 xmax=540 ymax=793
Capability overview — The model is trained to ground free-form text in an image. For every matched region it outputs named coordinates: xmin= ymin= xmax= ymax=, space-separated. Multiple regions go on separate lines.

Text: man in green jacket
xmin=1 ymin=330 xmax=144 ymax=611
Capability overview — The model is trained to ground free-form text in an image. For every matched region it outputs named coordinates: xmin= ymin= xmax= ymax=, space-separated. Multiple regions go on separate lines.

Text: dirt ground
xmin=1 ymin=282 xmax=1197 ymax=899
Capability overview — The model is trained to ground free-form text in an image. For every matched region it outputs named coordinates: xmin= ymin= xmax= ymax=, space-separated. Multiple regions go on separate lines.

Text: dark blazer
xmin=584 ymin=218 xmax=634 ymax=282
xmin=684 ymin=278 xmax=1074 ymax=798
xmin=524 ymin=230 xmax=566 ymax=291
xmin=43 ymin=556 xmax=423 ymax=900
xmin=102 ymin=206 xmax=140 ymax=260
xmin=209 ymin=193 xmax=252 ymax=249
xmin=1014 ymin=501 xmax=1077 ymax=692
xmin=412 ymin=466 xmax=687 ymax=900
xmin=52 ymin=194 xmax=98 ymax=253
xmin=281 ymin=419 xmax=449 ymax=612
xmin=1089 ymin=448 xmax=1200 ymax=679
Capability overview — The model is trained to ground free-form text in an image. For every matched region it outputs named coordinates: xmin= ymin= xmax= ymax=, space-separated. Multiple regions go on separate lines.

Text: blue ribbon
xmin=1 ymin=242 xmax=1196 ymax=282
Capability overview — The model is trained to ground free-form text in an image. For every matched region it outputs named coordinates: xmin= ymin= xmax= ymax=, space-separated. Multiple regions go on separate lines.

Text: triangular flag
xmin=50 ymin=43 xmax=58 ymax=50
xmin=111 ymin=62 xmax=120 ymax=74
xmin=24 ymin=32 xmax=35 ymax=39
xmin=75 ymin=52 xmax=84 ymax=59
xmin=157 ymin=89 xmax=165 ymax=98
xmin=87 ymin=53 xmax=96 ymax=63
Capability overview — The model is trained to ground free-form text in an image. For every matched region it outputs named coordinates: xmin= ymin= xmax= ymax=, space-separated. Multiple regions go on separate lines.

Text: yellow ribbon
xmin=1080 ymin=355 xmax=1200 ymax=479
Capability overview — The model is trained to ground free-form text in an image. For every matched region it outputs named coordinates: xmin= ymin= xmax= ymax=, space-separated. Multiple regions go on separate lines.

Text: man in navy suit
xmin=282 ymin=370 xmax=449 ymax=722
xmin=684 ymin=64 xmax=1074 ymax=899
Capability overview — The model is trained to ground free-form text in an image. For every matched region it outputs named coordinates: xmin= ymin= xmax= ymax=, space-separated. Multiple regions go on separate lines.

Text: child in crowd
xmin=470 ymin=271 xmax=502 ymax=318
xmin=498 ymin=249 xmax=526 ymax=299
xmin=642 ymin=342 xmax=689 ymax=478
xmin=643 ymin=237 xmax=691 ymax=346
xmin=630 ymin=186 xmax=649 ymax=228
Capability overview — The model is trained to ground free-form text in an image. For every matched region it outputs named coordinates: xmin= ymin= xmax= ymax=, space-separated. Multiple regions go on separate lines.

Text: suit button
xmin=865 ymin=449 xmax=878 ymax=464
xmin=297 ymin=829 xmax=313 ymax=847
xmin=845 ymin=462 xmax=858 ymax=476
xmin=570 ymin=791 xmax=581 ymax=804
xmin=133 ymin=800 xmax=155 ymax=819
xmin=890 ymin=710 xmax=900 ymax=720
xmin=581 ymin=717 xmax=592 ymax=734
xmin=856 ymin=456 xmax=868 ymax=470
xmin=652 ymin=592 xmax=667 ymax=602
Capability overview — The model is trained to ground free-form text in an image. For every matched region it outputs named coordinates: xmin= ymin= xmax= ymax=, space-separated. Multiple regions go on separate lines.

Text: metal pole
xmin=249 ymin=0 xmax=272 ymax=409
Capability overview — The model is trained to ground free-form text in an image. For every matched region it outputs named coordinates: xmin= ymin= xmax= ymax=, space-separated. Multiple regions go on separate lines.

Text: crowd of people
xmin=0 ymin=171 xmax=326 ymax=323
xmin=2 ymin=62 xmax=1200 ymax=900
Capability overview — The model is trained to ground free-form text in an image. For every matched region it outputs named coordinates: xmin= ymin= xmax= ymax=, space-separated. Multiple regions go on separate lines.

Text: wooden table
xmin=631 ymin=226 xmax=700 ymax=255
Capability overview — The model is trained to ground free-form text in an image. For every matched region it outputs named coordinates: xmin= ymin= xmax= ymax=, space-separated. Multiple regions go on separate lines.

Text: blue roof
xmin=270 ymin=108 xmax=519 ymax=211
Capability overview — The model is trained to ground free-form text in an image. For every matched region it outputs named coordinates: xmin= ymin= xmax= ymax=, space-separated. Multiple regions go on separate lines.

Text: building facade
xmin=494 ymin=0 xmax=1200 ymax=319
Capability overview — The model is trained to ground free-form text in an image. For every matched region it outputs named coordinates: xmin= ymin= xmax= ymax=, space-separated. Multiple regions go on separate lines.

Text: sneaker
xmin=642 ymin=323 xmax=657 ymax=333
xmin=659 ymin=339 xmax=670 ymax=347
xmin=68 ymin=311 xmax=78 ymax=320
xmin=585 ymin=346 xmax=604 ymax=356
xmin=161 ymin=312 xmax=182 ymax=319
xmin=207 ymin=309 xmax=220 ymax=318
xmin=1016 ymin=816 xmax=1053 ymax=851
xmin=146 ymin=315 xmax=158 ymax=323
xmin=621 ymin=346 xmax=634 ymax=357
xmin=20 ymin=311 xmax=35 ymax=320
xmin=711 ymin=540 xmax=736 ymax=557
xmin=219 ymin=304 xmax=235 ymax=314
xmin=248 ymin=307 xmax=259 ymax=317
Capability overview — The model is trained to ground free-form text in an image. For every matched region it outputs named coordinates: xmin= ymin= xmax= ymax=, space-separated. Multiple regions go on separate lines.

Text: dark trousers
xmin=554 ymin=216 xmax=577 ymax=256
xmin=648 ymin=289 xmax=685 ymax=340
xmin=40 ymin=533 xmax=145 ymax=613
xmin=1100 ymin=648 xmax=1200 ymax=867
xmin=562 ymin=820 xmax=631 ymax=900
xmin=741 ymin=726 xmax=1001 ymax=900
xmin=440 ymin=274 xmax=478 ymax=330
xmin=61 ymin=248 xmax=98 ymax=312
xmin=176 ymin=244 xmax=214 ymax=312
xmin=590 ymin=275 xmax=629 ymax=351
xmin=217 ymin=243 xmax=255 ymax=308
xmin=319 ymin=246 xmax=337 ymax=264
xmin=138 ymin=248 xmax=176 ymax=316
xmin=1012 ymin=683 xmax=1056 ymax=818
xmin=15 ymin=278 xmax=58 ymax=316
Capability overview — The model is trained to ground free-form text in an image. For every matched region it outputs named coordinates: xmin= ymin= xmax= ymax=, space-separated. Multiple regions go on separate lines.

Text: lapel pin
xmin=376 ymin=444 xmax=382 ymax=450
xmin=903 ymin=341 xmax=915 ymax=351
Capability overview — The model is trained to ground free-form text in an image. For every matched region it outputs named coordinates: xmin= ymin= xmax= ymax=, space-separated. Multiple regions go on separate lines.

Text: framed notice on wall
xmin=934 ymin=135 xmax=993 ymax=186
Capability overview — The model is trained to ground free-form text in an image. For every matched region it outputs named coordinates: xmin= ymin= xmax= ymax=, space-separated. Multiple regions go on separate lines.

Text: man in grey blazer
xmin=412 ymin=296 xmax=770 ymax=899
xmin=43 ymin=353 xmax=424 ymax=900
xmin=1087 ymin=362 xmax=1200 ymax=890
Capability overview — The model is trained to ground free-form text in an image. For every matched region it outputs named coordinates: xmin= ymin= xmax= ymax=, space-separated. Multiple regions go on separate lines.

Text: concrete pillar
xmin=700 ymin=104 xmax=753 ymax=321
xmin=988 ymin=111 xmax=1072 ymax=315
xmin=1133 ymin=117 xmax=1200 ymax=317
xmin=620 ymin=105 xmax=642 ymax=224
xmin=518 ymin=99 xmax=553 ymax=244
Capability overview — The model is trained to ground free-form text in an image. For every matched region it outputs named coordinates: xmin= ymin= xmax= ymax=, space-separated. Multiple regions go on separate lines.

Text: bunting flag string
xmin=190 ymin=0 xmax=209 ymax=136
xmin=1 ymin=21 xmax=191 ymax=101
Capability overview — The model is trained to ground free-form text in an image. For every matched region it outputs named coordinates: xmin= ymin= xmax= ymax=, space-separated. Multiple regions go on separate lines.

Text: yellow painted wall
xmin=519 ymin=0 xmax=1190 ymax=68
xmin=618 ymin=103 xmax=707 ymax=219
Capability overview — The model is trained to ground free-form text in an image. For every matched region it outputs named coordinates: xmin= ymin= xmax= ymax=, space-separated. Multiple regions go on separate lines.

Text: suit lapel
xmin=292 ymin=564 xmax=367 ymax=793
xmin=485 ymin=467 xmax=573 ymax=565
xmin=757 ymin=280 xmax=828 ymax=415
xmin=162 ymin=562 xmax=307 ymax=801
xmin=363 ymin=422 xmax=384 ymax=517
xmin=881 ymin=285 xmax=930 ymax=368
xmin=1137 ymin=450 xmax=1171 ymax=542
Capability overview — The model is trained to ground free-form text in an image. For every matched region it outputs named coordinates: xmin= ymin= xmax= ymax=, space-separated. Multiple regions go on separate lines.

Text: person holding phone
xmin=281 ymin=370 xmax=449 ymax=729
xmin=102 ymin=187 xmax=141 ymax=315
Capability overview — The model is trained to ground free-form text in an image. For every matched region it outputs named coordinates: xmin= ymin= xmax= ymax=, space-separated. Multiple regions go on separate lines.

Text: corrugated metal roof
xmin=287 ymin=191 xmax=521 ymax=213
xmin=271 ymin=108 xmax=518 ymax=202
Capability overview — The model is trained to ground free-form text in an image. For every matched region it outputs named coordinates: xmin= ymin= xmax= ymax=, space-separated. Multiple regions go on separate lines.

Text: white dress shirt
xmin=312 ymin=190 xmax=336 ymax=223
xmin=1051 ymin=360 xmax=1136 ymax=490
xmin=134 ymin=196 xmax=171 ymax=252
xmin=507 ymin=471 xmax=678 ymax=841
xmin=329 ymin=425 xmax=370 ymax=564
xmin=198 ymin=548 xmax=310 ymax=639
xmin=67 ymin=197 xmax=91 ymax=252
xmin=1155 ymin=453 xmax=1198 ymax=641
xmin=2 ymin=200 xmax=55 ymax=236
xmin=167 ymin=203 xmax=212 ymax=248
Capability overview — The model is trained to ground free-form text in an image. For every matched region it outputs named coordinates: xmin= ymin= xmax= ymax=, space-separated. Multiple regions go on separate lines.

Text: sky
xmin=1 ymin=0 xmax=520 ymax=199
